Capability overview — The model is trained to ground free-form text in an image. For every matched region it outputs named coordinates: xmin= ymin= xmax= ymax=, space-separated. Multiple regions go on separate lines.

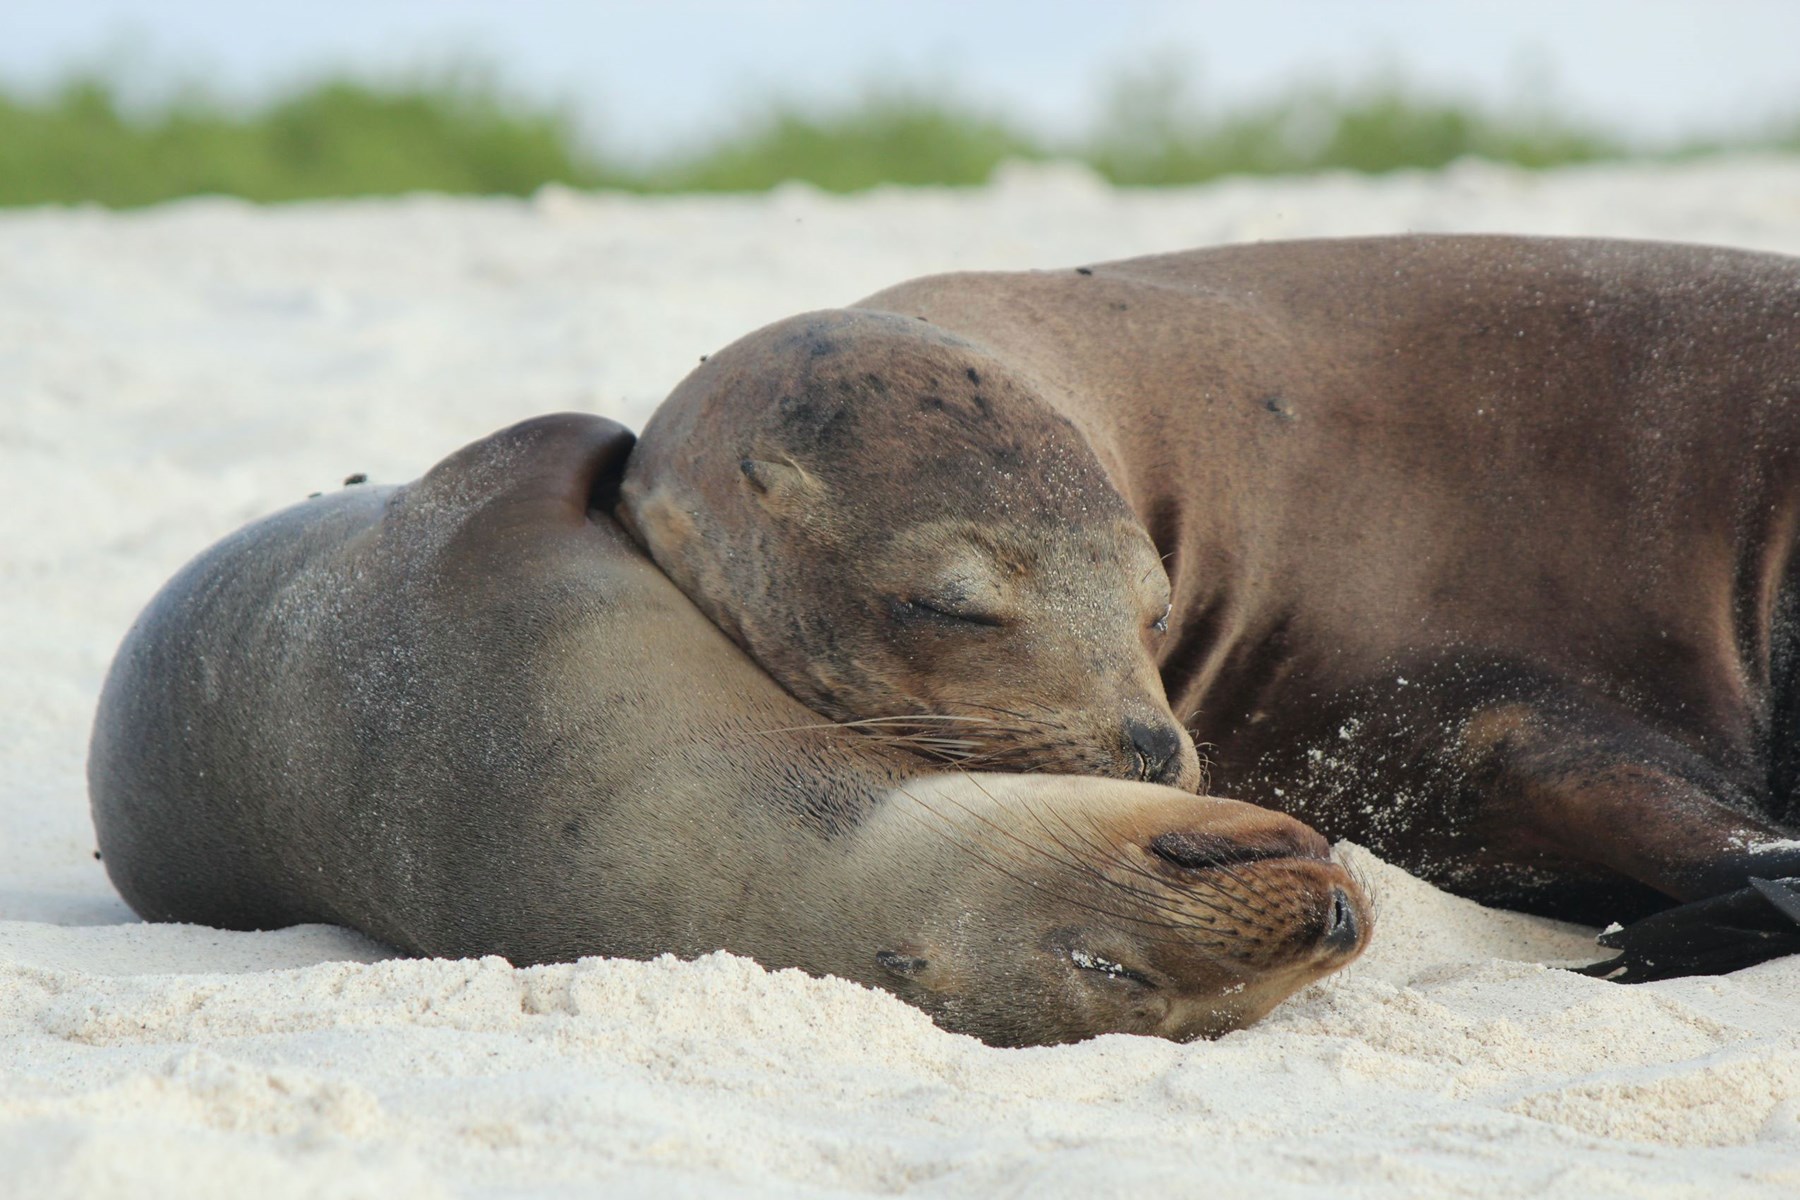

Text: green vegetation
xmin=647 ymin=87 xmax=1041 ymax=192
xmin=1084 ymin=66 xmax=1626 ymax=183
xmin=0 ymin=69 xmax=620 ymax=206
xmin=0 ymin=64 xmax=1794 ymax=207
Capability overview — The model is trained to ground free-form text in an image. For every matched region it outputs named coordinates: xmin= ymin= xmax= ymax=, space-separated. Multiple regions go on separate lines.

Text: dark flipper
xmin=1442 ymin=683 xmax=1800 ymax=907
xmin=1575 ymin=877 xmax=1800 ymax=982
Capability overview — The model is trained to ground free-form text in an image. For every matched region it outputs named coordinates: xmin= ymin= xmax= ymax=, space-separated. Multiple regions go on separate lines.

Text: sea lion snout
xmin=1050 ymin=825 xmax=1372 ymax=1041
xmin=1117 ymin=799 xmax=1371 ymax=1033
xmin=869 ymin=776 xmax=1370 ymax=1044
xmin=1124 ymin=715 xmax=1200 ymax=788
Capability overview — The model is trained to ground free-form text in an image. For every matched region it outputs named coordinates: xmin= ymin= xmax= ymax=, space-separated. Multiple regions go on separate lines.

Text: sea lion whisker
xmin=935 ymin=747 xmax=1019 ymax=769
xmin=901 ymin=777 xmax=1201 ymax=930
xmin=901 ymin=777 xmax=1128 ymax=880
xmin=1340 ymin=852 xmax=1382 ymax=931
xmin=732 ymin=722 xmax=992 ymax=769
xmin=1169 ymin=853 xmax=1273 ymax=909
xmin=951 ymin=701 xmax=1036 ymax=721
xmin=885 ymin=786 xmax=1063 ymax=876
xmin=1045 ymin=807 xmax=1284 ymax=930
xmin=750 ymin=714 xmax=1002 ymax=736
xmin=1036 ymin=807 xmax=1252 ymax=931
xmin=886 ymin=785 xmax=1209 ymax=939
xmin=1121 ymin=824 xmax=1287 ymax=914
xmin=996 ymin=790 xmax=1245 ymax=937
xmin=1137 ymin=551 xmax=1175 ymax=588
xmin=1161 ymin=864 xmax=1277 ymax=919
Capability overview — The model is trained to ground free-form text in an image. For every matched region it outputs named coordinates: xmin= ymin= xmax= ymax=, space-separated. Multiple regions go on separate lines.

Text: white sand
xmin=6 ymin=157 xmax=1800 ymax=1197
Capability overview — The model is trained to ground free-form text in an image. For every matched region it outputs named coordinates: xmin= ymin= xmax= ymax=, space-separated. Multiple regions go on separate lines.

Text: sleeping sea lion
xmin=620 ymin=235 xmax=1800 ymax=972
xmin=86 ymin=414 xmax=1368 ymax=1046
xmin=617 ymin=320 xmax=1202 ymax=790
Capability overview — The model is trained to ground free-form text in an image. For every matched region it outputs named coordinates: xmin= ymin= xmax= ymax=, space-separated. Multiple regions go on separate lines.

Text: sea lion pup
xmin=622 ymin=236 xmax=1800 ymax=975
xmin=87 ymin=415 xmax=1368 ymax=1047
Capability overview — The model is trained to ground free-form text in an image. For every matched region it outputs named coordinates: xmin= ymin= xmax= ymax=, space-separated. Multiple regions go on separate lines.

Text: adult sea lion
xmin=87 ymin=414 xmax=1369 ymax=1046
xmin=620 ymin=235 xmax=1800 ymax=972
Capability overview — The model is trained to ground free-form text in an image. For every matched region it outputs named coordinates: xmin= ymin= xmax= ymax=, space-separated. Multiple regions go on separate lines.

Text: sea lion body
xmin=626 ymin=236 xmax=1800 ymax=929
xmin=88 ymin=415 xmax=1368 ymax=1046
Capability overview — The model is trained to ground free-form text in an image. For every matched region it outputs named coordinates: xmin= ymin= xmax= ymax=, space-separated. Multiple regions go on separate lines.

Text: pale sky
xmin=5 ymin=1 xmax=1797 ymax=157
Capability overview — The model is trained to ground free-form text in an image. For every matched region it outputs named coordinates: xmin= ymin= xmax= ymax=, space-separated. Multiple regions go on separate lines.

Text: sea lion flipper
xmin=1574 ymin=877 xmax=1800 ymax=982
xmin=1454 ymin=694 xmax=1800 ymax=979
xmin=1454 ymin=695 xmax=1800 ymax=907
xmin=1751 ymin=876 xmax=1800 ymax=924
xmin=411 ymin=412 xmax=638 ymax=524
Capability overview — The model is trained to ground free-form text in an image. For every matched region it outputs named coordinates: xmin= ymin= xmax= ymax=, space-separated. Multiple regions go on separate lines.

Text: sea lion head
xmin=621 ymin=309 xmax=1201 ymax=789
xmin=834 ymin=774 xmax=1372 ymax=1046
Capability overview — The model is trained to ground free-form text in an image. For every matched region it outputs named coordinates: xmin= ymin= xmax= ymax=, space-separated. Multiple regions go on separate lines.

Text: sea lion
xmin=620 ymin=235 xmax=1800 ymax=966
xmin=87 ymin=414 xmax=1369 ymax=1046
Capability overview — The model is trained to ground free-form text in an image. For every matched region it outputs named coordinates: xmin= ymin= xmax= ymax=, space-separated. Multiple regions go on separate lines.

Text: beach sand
xmin=5 ymin=157 xmax=1800 ymax=1197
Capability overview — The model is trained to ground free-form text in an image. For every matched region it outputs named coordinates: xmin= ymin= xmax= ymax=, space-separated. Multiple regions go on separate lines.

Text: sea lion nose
xmin=1126 ymin=717 xmax=1187 ymax=785
xmin=1322 ymin=886 xmax=1361 ymax=953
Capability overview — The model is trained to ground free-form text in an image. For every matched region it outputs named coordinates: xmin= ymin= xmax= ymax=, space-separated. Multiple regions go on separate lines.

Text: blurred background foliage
xmin=2 ymin=60 xmax=1794 ymax=207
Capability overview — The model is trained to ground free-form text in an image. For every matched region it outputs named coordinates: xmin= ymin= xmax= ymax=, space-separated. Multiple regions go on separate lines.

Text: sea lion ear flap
xmin=739 ymin=457 xmax=823 ymax=515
